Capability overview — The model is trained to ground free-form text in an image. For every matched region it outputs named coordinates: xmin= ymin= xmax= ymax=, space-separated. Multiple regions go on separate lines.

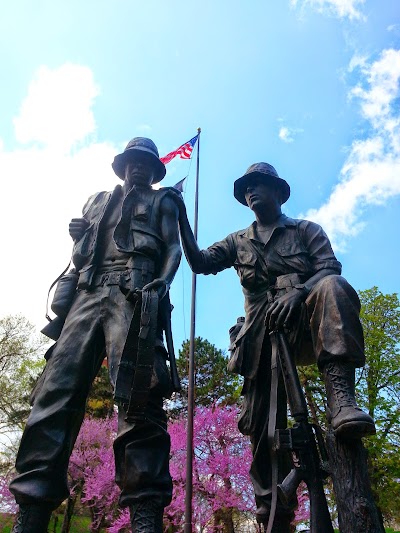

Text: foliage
xmin=298 ymin=363 xmax=328 ymax=429
xmin=86 ymin=365 xmax=114 ymax=419
xmin=65 ymin=406 xmax=310 ymax=532
xmin=68 ymin=415 xmax=121 ymax=533
xmin=165 ymin=404 xmax=309 ymax=532
xmin=357 ymin=287 xmax=400 ymax=424
xmin=357 ymin=287 xmax=400 ymax=525
xmin=171 ymin=337 xmax=242 ymax=417
xmin=0 ymin=314 xmax=47 ymax=468
xmin=298 ymin=288 xmax=400 ymax=527
xmin=0 ymin=472 xmax=17 ymax=514
xmin=0 ymin=513 xmax=96 ymax=533
xmin=165 ymin=404 xmax=256 ymax=531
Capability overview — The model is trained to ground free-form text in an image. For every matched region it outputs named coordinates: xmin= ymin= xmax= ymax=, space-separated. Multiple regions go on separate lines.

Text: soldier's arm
xmin=169 ymin=192 xmax=206 ymax=273
xmin=69 ymin=192 xmax=105 ymax=241
xmin=142 ymin=194 xmax=182 ymax=299
xmin=171 ymin=192 xmax=237 ymax=275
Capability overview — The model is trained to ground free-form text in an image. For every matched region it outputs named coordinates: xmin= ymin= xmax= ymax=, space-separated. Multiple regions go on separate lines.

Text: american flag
xmin=160 ymin=134 xmax=199 ymax=165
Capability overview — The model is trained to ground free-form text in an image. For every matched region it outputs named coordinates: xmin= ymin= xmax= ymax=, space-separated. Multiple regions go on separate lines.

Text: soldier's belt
xmin=114 ymin=288 xmax=159 ymax=420
xmin=91 ymin=270 xmax=129 ymax=287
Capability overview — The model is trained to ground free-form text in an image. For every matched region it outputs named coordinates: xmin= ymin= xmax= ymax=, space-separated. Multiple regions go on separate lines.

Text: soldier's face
xmin=125 ymin=157 xmax=155 ymax=187
xmin=244 ymin=177 xmax=281 ymax=212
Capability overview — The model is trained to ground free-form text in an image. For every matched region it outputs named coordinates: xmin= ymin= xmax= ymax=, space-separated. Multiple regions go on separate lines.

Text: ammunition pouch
xmin=51 ymin=271 xmax=79 ymax=318
xmin=123 ymin=255 xmax=155 ymax=295
xmin=274 ymin=273 xmax=304 ymax=298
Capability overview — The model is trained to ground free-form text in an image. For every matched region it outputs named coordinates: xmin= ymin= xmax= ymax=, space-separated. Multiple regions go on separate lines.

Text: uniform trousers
xmin=10 ymin=280 xmax=173 ymax=510
xmin=237 ymin=275 xmax=364 ymax=522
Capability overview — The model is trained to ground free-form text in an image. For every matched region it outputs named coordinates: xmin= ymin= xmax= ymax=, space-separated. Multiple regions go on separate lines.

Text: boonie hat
xmin=234 ymin=162 xmax=290 ymax=206
xmin=112 ymin=137 xmax=166 ymax=183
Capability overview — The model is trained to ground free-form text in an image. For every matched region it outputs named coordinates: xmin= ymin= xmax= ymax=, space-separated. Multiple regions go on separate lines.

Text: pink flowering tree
xmin=66 ymin=414 xmax=121 ymax=533
xmin=1 ymin=408 xmax=309 ymax=532
xmin=0 ymin=472 xmax=18 ymax=514
xmin=65 ymin=406 xmax=310 ymax=532
xmin=107 ymin=404 xmax=255 ymax=533
xmin=165 ymin=404 xmax=255 ymax=531
xmin=164 ymin=404 xmax=310 ymax=532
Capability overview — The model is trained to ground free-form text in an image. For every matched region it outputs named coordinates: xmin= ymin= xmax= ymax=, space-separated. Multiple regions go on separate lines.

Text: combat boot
xmin=129 ymin=499 xmax=163 ymax=533
xmin=12 ymin=504 xmax=52 ymax=533
xmin=323 ymin=362 xmax=376 ymax=439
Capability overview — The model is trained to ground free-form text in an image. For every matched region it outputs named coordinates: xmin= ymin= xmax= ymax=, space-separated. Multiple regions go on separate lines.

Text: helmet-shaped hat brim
xmin=234 ymin=170 xmax=290 ymax=206
xmin=112 ymin=146 xmax=166 ymax=183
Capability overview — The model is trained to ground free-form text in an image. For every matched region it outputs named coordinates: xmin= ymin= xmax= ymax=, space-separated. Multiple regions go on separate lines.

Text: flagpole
xmin=184 ymin=127 xmax=201 ymax=533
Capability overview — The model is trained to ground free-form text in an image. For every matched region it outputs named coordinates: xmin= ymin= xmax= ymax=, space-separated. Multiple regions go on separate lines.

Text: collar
xmin=238 ymin=214 xmax=296 ymax=241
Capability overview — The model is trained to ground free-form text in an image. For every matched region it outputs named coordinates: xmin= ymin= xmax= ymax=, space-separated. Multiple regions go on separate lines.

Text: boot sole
xmin=334 ymin=420 xmax=376 ymax=440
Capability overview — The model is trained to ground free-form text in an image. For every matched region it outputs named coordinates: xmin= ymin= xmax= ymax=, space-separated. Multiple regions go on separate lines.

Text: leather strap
xmin=265 ymin=330 xmax=280 ymax=533
xmin=114 ymin=289 xmax=159 ymax=420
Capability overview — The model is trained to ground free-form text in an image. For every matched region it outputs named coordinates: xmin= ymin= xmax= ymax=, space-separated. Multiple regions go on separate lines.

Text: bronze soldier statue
xmin=173 ymin=162 xmax=375 ymax=533
xmin=9 ymin=138 xmax=181 ymax=533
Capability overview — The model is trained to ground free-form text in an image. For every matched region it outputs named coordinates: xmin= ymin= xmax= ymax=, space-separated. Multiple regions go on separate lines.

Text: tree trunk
xmin=325 ymin=429 xmax=384 ymax=533
xmin=222 ymin=508 xmax=235 ymax=533
xmin=213 ymin=508 xmax=235 ymax=533
xmin=61 ymin=493 xmax=78 ymax=533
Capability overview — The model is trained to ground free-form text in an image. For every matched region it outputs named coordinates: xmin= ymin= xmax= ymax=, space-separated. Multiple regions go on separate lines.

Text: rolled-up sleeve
xmin=299 ymin=221 xmax=342 ymax=274
xmin=201 ymin=234 xmax=236 ymax=275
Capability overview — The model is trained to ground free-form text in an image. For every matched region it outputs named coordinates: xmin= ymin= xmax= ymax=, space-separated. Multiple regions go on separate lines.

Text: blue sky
xmin=0 ymin=0 xmax=399 ymax=353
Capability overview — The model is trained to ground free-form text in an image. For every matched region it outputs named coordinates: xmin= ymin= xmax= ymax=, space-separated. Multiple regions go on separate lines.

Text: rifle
xmin=114 ymin=288 xmax=181 ymax=419
xmin=271 ymin=329 xmax=334 ymax=533
xmin=159 ymin=292 xmax=181 ymax=392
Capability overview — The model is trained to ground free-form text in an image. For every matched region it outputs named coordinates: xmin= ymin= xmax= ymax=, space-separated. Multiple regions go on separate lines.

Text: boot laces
xmin=328 ymin=365 xmax=356 ymax=407
xmin=13 ymin=507 xmax=27 ymax=531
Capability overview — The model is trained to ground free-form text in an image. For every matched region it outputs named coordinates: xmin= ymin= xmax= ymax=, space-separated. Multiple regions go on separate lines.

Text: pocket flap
xmin=236 ymin=250 xmax=257 ymax=265
xmin=277 ymin=242 xmax=305 ymax=256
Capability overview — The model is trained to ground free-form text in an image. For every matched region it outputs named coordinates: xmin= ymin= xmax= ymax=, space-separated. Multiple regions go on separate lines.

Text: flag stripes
xmin=160 ymin=135 xmax=199 ymax=165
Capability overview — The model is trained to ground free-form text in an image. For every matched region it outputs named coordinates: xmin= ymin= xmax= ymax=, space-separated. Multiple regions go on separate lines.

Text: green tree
xmin=357 ymin=287 xmax=400 ymax=525
xmin=173 ymin=337 xmax=242 ymax=414
xmin=0 ymin=315 xmax=47 ymax=469
xmin=86 ymin=364 xmax=114 ymax=419
xmin=298 ymin=288 xmax=400 ymax=527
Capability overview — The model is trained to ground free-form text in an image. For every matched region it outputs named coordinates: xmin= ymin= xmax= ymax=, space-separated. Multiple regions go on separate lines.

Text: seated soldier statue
xmin=172 ymin=162 xmax=375 ymax=533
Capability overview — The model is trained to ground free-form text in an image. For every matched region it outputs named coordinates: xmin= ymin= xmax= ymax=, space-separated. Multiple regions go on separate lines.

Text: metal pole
xmin=184 ymin=127 xmax=201 ymax=533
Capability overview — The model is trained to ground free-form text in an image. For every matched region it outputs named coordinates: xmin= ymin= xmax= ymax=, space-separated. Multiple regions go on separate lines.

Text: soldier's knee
xmin=313 ymin=274 xmax=360 ymax=308
xmin=316 ymin=274 xmax=351 ymax=293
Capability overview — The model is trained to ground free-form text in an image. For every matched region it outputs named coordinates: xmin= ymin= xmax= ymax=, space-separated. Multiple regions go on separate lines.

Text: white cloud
xmin=303 ymin=49 xmax=400 ymax=251
xmin=290 ymin=0 xmax=366 ymax=20
xmin=0 ymin=64 xmax=176 ymax=330
xmin=0 ymin=64 xmax=120 ymax=329
xmin=278 ymin=125 xmax=304 ymax=143
xmin=137 ymin=124 xmax=152 ymax=133
xmin=387 ymin=24 xmax=400 ymax=34
xmin=348 ymin=54 xmax=367 ymax=72
xmin=13 ymin=64 xmax=99 ymax=153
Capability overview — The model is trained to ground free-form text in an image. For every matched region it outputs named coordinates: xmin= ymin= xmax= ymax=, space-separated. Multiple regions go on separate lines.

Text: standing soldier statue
xmin=10 ymin=137 xmax=181 ymax=533
xmin=173 ymin=162 xmax=376 ymax=532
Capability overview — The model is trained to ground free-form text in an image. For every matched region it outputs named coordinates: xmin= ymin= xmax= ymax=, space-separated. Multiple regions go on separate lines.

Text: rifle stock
xmin=160 ymin=293 xmax=181 ymax=392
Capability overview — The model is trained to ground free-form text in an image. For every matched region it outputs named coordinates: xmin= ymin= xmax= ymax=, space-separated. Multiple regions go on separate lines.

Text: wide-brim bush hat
xmin=112 ymin=137 xmax=166 ymax=183
xmin=234 ymin=162 xmax=290 ymax=206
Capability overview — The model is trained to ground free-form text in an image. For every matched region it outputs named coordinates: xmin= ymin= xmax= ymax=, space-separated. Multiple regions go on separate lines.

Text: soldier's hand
xmin=69 ymin=218 xmax=89 ymax=241
xmin=142 ymin=278 xmax=168 ymax=300
xmin=265 ymin=289 xmax=306 ymax=331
